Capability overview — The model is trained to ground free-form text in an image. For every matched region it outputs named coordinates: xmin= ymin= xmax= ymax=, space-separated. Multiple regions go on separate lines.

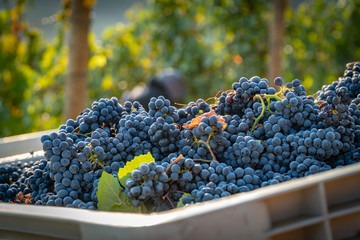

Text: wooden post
xmin=64 ymin=0 xmax=91 ymax=121
xmin=268 ymin=0 xmax=288 ymax=89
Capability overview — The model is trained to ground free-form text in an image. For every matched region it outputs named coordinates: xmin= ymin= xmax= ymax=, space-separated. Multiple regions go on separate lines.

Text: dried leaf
xmin=183 ymin=109 xmax=227 ymax=130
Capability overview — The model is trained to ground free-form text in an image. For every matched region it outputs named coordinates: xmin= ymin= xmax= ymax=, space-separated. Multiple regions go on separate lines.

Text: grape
xmin=130 ymin=186 xmax=141 ymax=197
xmin=139 ymin=163 xmax=150 ymax=175
xmin=182 ymin=171 xmax=193 ymax=182
xmin=170 ymin=164 xmax=181 ymax=173
xmin=274 ymin=77 xmax=284 ymax=86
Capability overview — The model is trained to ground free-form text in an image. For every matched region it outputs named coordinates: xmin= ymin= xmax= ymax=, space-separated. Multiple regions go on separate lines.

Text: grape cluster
xmin=317 ymin=63 xmax=360 ymax=104
xmin=124 ymin=161 xmax=170 ymax=208
xmin=0 ymin=161 xmax=29 ymax=202
xmin=125 ymin=157 xmax=199 ymax=211
xmin=40 ymin=131 xmax=98 ymax=208
xmin=349 ymin=97 xmax=360 ymax=148
xmin=191 ymin=161 xmax=262 ymax=202
xmin=185 ymin=99 xmax=211 ymax=118
xmin=25 ymin=159 xmax=53 ymax=205
xmin=0 ymin=161 xmax=22 ymax=184
xmin=148 ymin=96 xmax=179 ymax=123
xmin=32 ymin=97 xmax=132 ymax=209
xmin=176 ymin=99 xmax=211 ymax=128
xmin=286 ymin=154 xmax=331 ymax=178
xmin=225 ymin=135 xmax=264 ymax=168
xmin=60 ymin=97 xmax=125 ymax=136
xmin=115 ymin=111 xmax=154 ymax=162
xmin=273 ymin=93 xmax=318 ymax=132
xmin=0 ymin=159 xmax=51 ymax=204
xmin=148 ymin=117 xmax=180 ymax=156
xmin=215 ymin=76 xmax=276 ymax=116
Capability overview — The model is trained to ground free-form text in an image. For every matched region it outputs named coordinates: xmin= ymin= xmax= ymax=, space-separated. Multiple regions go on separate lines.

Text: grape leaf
xmin=96 ymin=171 xmax=121 ymax=211
xmin=177 ymin=193 xmax=194 ymax=208
xmin=97 ymin=171 xmax=147 ymax=213
xmin=110 ymin=191 xmax=147 ymax=213
xmin=118 ymin=152 xmax=155 ymax=187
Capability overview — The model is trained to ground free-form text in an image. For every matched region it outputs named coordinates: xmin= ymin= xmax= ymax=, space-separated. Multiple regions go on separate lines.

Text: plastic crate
xmin=1 ymin=133 xmax=360 ymax=240
xmin=0 ymin=130 xmax=55 ymax=158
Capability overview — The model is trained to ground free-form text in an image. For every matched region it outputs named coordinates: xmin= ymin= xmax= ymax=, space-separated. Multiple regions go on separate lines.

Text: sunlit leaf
xmin=118 ymin=152 xmax=155 ymax=187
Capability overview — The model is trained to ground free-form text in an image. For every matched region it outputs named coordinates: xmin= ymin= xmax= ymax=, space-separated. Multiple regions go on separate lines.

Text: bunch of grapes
xmin=215 ymin=76 xmax=276 ymax=116
xmin=124 ymin=161 xmax=170 ymax=207
xmin=2 ymin=62 xmax=360 ymax=214
xmin=148 ymin=117 xmax=180 ymax=156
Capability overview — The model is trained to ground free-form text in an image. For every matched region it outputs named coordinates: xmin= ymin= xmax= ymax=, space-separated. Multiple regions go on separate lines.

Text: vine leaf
xmin=110 ymin=191 xmax=147 ymax=213
xmin=97 ymin=171 xmax=121 ymax=211
xmin=97 ymin=171 xmax=146 ymax=213
xmin=118 ymin=152 xmax=155 ymax=187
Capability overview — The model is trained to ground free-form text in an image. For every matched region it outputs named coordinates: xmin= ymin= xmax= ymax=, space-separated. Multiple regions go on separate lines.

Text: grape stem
xmin=198 ymin=140 xmax=217 ymax=161
xmin=93 ymin=157 xmax=105 ymax=169
xmin=251 ymin=90 xmax=289 ymax=131
xmin=265 ymin=94 xmax=283 ymax=102
xmin=89 ymin=150 xmax=105 ymax=169
xmin=264 ymin=94 xmax=283 ymax=114
xmin=162 ymin=190 xmax=186 ymax=209
xmin=165 ymin=154 xmax=183 ymax=174
xmin=74 ymin=133 xmax=91 ymax=138
xmin=71 ymin=127 xmax=93 ymax=137
xmin=192 ymin=132 xmax=217 ymax=161
xmin=192 ymin=158 xmax=213 ymax=163
xmin=251 ymin=94 xmax=266 ymax=131
xmin=275 ymin=86 xmax=293 ymax=97
xmin=71 ymin=126 xmax=79 ymax=134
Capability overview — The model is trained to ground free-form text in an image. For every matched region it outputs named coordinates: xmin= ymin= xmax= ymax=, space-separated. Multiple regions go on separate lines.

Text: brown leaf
xmin=16 ymin=192 xmax=24 ymax=202
xmin=183 ymin=109 xmax=227 ymax=130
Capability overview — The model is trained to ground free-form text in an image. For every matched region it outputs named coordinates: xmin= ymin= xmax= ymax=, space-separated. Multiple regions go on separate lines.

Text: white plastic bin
xmin=0 ymin=130 xmax=55 ymax=158
xmin=1 ymin=132 xmax=360 ymax=240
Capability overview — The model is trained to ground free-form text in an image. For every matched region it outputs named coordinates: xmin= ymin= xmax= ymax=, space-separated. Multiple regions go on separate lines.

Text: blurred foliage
xmin=0 ymin=0 xmax=68 ymax=137
xmin=0 ymin=0 xmax=359 ymax=137
xmin=283 ymin=0 xmax=360 ymax=93
xmin=88 ymin=0 xmax=270 ymax=102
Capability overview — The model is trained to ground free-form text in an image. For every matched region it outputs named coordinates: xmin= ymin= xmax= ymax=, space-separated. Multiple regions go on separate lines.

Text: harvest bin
xmin=1 ymin=133 xmax=360 ymax=240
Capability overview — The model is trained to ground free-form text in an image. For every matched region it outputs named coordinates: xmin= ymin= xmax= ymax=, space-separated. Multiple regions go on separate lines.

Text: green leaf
xmin=97 ymin=171 xmax=147 ymax=213
xmin=96 ymin=171 xmax=121 ymax=211
xmin=110 ymin=191 xmax=147 ymax=213
xmin=177 ymin=193 xmax=194 ymax=208
xmin=118 ymin=152 xmax=155 ymax=187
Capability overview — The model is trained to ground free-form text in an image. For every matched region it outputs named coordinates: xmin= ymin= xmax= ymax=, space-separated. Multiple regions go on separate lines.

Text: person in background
xmin=121 ymin=68 xmax=187 ymax=110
